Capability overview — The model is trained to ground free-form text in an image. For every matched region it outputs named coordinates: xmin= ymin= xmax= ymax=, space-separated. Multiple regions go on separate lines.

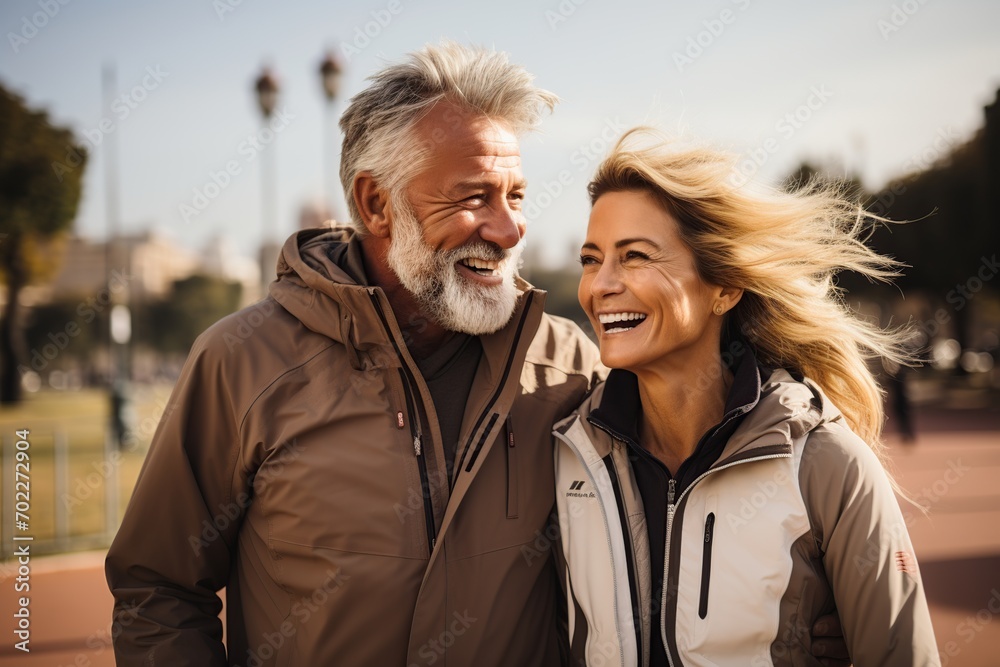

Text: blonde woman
xmin=554 ymin=128 xmax=939 ymax=666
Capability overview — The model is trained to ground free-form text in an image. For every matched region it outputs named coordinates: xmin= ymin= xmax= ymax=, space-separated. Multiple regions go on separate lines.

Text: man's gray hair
xmin=338 ymin=41 xmax=558 ymax=234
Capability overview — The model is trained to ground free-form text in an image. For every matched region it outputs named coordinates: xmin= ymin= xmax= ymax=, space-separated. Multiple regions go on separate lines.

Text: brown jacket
xmin=106 ymin=228 xmax=603 ymax=666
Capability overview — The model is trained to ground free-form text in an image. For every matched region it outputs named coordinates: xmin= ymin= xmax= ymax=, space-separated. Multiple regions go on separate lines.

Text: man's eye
xmin=509 ymin=192 xmax=525 ymax=201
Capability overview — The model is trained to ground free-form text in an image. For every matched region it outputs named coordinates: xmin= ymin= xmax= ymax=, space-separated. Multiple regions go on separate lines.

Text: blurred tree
xmin=867 ymin=131 xmax=993 ymax=352
xmin=522 ymin=265 xmax=594 ymax=342
xmin=133 ymin=275 xmax=243 ymax=353
xmin=0 ymin=83 xmax=87 ymax=403
xmin=781 ymin=89 xmax=1000 ymax=354
xmin=782 ymin=161 xmax=825 ymax=193
xmin=782 ymin=161 xmax=865 ymax=198
xmin=24 ymin=297 xmax=101 ymax=373
xmin=869 ymin=135 xmax=990 ymax=295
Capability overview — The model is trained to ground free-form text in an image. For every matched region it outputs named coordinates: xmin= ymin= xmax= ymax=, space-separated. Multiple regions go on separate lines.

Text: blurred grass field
xmin=0 ymin=384 xmax=173 ymax=558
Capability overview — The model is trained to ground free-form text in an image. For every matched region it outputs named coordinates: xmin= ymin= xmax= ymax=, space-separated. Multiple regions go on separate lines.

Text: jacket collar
xmin=559 ymin=351 xmax=838 ymax=469
xmin=587 ymin=340 xmax=761 ymax=459
xmin=717 ymin=368 xmax=830 ymax=461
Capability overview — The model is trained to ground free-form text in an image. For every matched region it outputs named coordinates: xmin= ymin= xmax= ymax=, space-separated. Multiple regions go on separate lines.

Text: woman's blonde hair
xmin=588 ymin=127 xmax=911 ymax=451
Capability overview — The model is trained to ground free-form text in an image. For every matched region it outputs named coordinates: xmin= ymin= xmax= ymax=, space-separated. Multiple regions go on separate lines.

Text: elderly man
xmin=106 ymin=42 xmax=600 ymax=666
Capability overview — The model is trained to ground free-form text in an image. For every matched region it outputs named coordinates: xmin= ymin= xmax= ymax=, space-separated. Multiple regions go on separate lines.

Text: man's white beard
xmin=386 ymin=195 xmax=524 ymax=336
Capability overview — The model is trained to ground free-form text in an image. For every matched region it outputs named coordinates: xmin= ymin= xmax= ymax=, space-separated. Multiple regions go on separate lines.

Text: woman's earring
xmin=714 ymin=304 xmax=724 ymax=315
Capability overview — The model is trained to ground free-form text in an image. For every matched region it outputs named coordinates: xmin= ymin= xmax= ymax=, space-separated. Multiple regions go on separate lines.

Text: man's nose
xmin=478 ymin=201 xmax=525 ymax=250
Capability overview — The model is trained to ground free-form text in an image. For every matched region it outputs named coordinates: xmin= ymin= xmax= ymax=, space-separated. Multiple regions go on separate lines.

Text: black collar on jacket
xmin=588 ymin=338 xmax=763 ymax=490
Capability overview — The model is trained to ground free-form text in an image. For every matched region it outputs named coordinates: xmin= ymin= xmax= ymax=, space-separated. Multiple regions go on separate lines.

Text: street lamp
xmin=319 ymin=51 xmax=343 ymax=102
xmin=255 ymin=66 xmax=279 ymax=119
xmin=254 ymin=65 xmax=281 ymax=291
xmin=318 ymin=51 xmax=343 ymax=218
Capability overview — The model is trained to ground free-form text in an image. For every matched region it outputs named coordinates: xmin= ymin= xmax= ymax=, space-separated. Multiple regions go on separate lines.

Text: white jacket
xmin=553 ymin=368 xmax=940 ymax=667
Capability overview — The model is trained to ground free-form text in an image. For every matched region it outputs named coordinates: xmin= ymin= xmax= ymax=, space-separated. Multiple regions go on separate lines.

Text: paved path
xmin=2 ymin=406 xmax=997 ymax=666
xmin=882 ymin=405 xmax=1000 ymax=667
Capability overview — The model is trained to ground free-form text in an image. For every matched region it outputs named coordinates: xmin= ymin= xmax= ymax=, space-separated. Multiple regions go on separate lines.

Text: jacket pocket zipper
xmin=505 ymin=415 xmax=518 ymax=519
xmin=699 ymin=512 xmax=715 ymax=619
xmin=397 ymin=368 xmax=436 ymax=553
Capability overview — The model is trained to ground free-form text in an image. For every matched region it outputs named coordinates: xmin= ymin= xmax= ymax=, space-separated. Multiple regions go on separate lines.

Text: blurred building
xmin=46 ymin=230 xmax=261 ymax=306
xmin=298 ymin=199 xmax=335 ymax=230
xmin=199 ymin=236 xmax=262 ymax=306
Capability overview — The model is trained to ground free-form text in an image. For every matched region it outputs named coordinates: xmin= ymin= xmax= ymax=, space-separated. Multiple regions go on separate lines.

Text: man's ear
xmin=353 ymin=171 xmax=391 ymax=238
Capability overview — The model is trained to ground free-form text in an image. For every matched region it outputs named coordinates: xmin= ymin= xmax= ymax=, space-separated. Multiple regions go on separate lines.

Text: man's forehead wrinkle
xmin=469 ymin=153 xmax=522 ymax=169
xmin=425 ymin=152 xmax=522 ymax=181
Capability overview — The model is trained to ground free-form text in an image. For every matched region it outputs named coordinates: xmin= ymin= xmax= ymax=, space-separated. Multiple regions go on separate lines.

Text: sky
xmin=2 ymin=0 xmax=999 ymax=268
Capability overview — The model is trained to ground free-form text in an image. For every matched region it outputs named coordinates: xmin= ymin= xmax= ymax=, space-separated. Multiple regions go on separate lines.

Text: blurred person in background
xmin=554 ymin=127 xmax=938 ymax=666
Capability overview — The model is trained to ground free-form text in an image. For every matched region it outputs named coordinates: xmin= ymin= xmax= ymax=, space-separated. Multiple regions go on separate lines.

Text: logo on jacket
xmin=566 ymin=480 xmax=595 ymax=498
xmin=895 ymin=550 xmax=919 ymax=577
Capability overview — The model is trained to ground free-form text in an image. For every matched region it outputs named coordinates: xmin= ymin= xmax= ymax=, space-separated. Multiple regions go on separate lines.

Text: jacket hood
xmin=718 ymin=368 xmax=841 ymax=460
xmin=269 ymin=227 xmax=390 ymax=353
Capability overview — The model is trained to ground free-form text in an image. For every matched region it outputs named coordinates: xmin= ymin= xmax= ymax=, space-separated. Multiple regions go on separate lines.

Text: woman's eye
xmin=579 ymin=255 xmax=598 ymax=266
xmin=624 ymin=250 xmax=649 ymax=261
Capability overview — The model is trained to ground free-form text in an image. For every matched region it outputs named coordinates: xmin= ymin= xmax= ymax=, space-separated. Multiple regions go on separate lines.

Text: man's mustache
xmin=448 ymin=242 xmax=510 ymax=263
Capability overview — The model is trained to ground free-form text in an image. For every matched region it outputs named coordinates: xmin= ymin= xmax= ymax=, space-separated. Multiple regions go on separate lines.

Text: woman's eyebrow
xmin=615 ymin=237 xmax=659 ymax=249
xmin=581 ymin=238 xmax=660 ymax=251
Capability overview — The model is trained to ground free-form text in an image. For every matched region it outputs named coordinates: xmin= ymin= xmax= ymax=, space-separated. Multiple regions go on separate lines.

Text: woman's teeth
xmin=598 ymin=312 xmax=647 ymax=334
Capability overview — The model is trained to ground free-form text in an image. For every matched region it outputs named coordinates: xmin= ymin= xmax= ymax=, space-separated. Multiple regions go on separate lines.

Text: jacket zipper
xmin=458 ymin=291 xmax=535 ymax=475
xmin=660 ymin=453 xmax=790 ymax=667
xmin=698 ymin=513 xmax=715 ymax=619
xmin=368 ymin=291 xmax=437 ymax=554
xmin=398 ymin=368 xmax=436 ymax=552
xmin=505 ymin=415 xmax=518 ymax=519
xmin=661 ymin=479 xmax=677 ymax=666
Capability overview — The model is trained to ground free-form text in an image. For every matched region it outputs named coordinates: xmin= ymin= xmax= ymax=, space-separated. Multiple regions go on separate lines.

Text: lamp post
xmin=254 ymin=66 xmax=281 ymax=291
xmin=102 ymin=62 xmax=124 ymax=535
xmin=318 ymin=52 xmax=343 ymax=218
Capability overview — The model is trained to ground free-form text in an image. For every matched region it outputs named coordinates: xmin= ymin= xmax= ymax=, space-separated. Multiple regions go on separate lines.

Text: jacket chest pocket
xmin=447 ymin=412 xmax=554 ymax=559
xmin=682 ymin=494 xmax=717 ymax=648
xmin=258 ymin=373 xmax=431 ymax=561
xmin=698 ymin=512 xmax=715 ymax=619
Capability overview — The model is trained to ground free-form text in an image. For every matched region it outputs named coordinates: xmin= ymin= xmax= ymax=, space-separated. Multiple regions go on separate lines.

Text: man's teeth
xmin=459 ymin=258 xmax=500 ymax=275
xmin=597 ymin=312 xmax=646 ymax=324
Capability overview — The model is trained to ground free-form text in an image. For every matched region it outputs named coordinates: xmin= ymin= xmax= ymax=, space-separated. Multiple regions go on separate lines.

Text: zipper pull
xmin=667 ymin=478 xmax=677 ymax=516
xmin=413 ymin=434 xmax=422 ymax=456
xmin=396 ymin=411 xmax=405 ymax=429
xmin=507 ymin=415 xmax=515 ymax=448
